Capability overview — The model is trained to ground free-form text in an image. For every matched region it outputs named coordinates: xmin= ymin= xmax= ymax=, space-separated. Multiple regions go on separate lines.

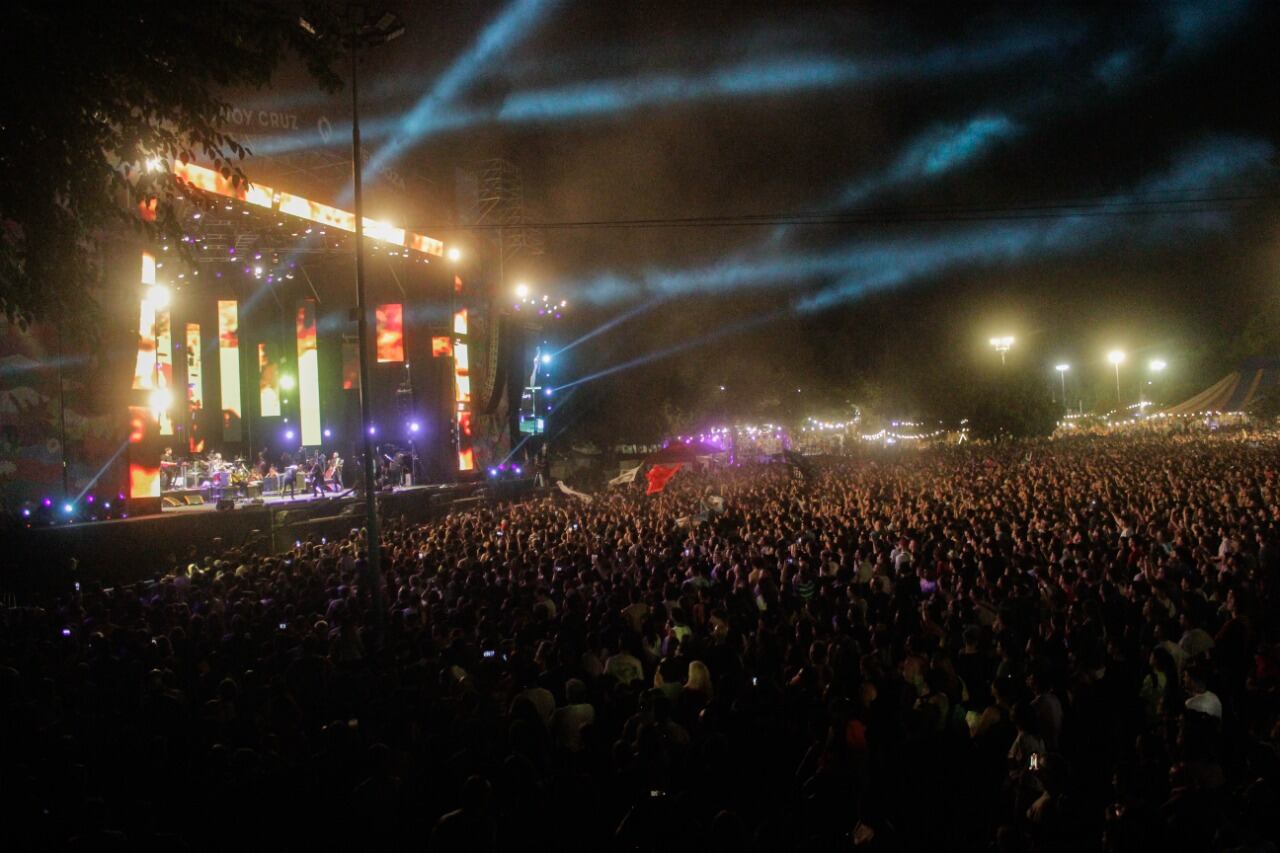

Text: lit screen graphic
xmin=186 ymin=323 xmax=204 ymax=453
xmin=295 ymin=300 xmax=321 ymax=447
xmin=408 ymin=233 xmax=444 ymax=256
xmin=258 ymin=342 xmax=280 ymax=417
xmin=278 ymin=192 xmax=357 ymax=232
xmin=156 ymin=309 xmax=173 ymax=435
xmin=128 ymin=405 xmax=160 ymax=499
xmin=133 ymin=251 xmax=157 ymax=392
xmin=173 ymin=161 xmax=274 ymax=209
xmin=431 ymin=336 xmax=453 ymax=357
xmin=165 ymin=161 xmax=442 ymax=256
xmin=453 ymin=306 xmax=472 ymax=470
xmin=218 ymin=300 xmax=242 ymax=441
xmin=132 ymin=298 xmax=156 ymax=391
xmin=376 ymin=303 xmax=405 ymax=363
xmin=363 ymin=219 xmax=405 ymax=246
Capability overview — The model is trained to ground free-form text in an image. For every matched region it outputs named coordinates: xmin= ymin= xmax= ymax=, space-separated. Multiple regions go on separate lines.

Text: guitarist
xmin=325 ymin=452 xmax=343 ymax=492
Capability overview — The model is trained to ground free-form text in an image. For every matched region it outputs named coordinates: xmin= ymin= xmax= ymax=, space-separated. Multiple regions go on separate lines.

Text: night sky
xmin=238 ymin=0 xmax=1280 ymax=427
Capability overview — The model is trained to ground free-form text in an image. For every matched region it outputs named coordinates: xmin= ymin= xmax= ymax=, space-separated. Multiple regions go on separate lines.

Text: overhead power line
xmin=406 ymin=189 xmax=1278 ymax=233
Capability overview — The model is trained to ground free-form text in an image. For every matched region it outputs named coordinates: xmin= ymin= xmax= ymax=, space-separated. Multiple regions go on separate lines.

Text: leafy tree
xmin=0 ymin=2 xmax=343 ymax=331
xmin=1249 ymin=387 xmax=1280 ymax=422
xmin=964 ymin=370 xmax=1061 ymax=441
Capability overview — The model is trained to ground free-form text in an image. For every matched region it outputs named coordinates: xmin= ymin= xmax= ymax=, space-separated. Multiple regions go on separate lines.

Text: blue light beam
xmin=361 ymin=0 xmax=561 ymax=179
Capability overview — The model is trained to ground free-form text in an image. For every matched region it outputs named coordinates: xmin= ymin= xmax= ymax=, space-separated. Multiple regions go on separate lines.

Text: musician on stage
xmin=160 ymin=447 xmax=176 ymax=490
xmin=325 ymin=452 xmax=343 ymax=492
xmin=281 ymin=451 xmax=297 ymax=498
xmin=309 ymin=453 xmax=327 ymax=497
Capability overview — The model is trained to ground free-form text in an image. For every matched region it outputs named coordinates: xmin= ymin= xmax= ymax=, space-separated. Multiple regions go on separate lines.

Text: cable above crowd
xmin=1 ymin=434 xmax=1277 ymax=851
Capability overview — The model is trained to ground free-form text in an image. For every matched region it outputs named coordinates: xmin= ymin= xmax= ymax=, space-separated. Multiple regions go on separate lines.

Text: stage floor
xmin=162 ymin=487 xmax=373 ymax=514
xmin=11 ymin=480 xmax=516 ymax=591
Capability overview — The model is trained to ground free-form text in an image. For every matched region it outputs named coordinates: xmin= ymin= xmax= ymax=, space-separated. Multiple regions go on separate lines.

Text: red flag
xmin=645 ymin=463 xmax=683 ymax=495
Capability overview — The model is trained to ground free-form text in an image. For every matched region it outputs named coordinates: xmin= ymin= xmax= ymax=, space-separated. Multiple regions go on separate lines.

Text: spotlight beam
xmin=552 ymin=311 xmax=784 ymax=393
xmin=73 ymin=440 xmax=132 ymax=505
xmin=250 ymin=24 xmax=1080 ymax=160
xmin=359 ymin=0 xmax=561 ymax=181
xmin=553 ymin=300 xmax=662 ymax=357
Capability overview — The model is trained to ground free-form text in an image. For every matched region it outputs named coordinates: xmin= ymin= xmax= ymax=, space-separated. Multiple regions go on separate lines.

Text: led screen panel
xmin=376 ymin=303 xmax=404 ymax=363
xmin=295 ymin=300 xmax=321 ymax=446
xmin=218 ymin=300 xmax=242 ymax=441
xmin=258 ymin=342 xmax=280 ymax=417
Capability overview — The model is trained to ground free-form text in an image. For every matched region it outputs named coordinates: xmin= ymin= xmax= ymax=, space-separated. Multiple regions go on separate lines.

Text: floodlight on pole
xmin=989 ymin=335 xmax=1015 ymax=365
xmin=1149 ymin=358 xmax=1166 ymax=372
xmin=1108 ymin=350 xmax=1126 ymax=405
xmin=446 ymin=246 xmax=462 ymax=262
xmin=515 ymin=283 xmax=530 ymax=299
xmin=1055 ymin=363 xmax=1069 ymax=404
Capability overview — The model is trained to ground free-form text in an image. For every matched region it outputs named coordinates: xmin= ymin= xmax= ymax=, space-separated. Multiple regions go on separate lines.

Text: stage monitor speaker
xmin=246 ymin=483 xmax=262 ymax=498
xmin=162 ymin=496 xmax=182 ymax=508
xmin=216 ymin=498 xmax=235 ymax=511
xmin=184 ymin=495 xmax=204 ymax=506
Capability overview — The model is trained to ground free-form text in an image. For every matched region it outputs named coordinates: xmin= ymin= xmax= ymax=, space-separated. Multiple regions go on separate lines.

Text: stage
xmin=7 ymin=479 xmax=539 ymax=594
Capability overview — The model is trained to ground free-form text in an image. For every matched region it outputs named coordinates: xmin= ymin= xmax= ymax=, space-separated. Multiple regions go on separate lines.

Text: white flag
xmin=608 ymin=465 xmax=642 ymax=486
xmin=557 ymin=480 xmax=594 ymax=504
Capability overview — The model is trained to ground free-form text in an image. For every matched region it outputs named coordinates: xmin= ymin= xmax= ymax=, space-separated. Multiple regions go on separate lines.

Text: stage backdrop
xmin=0 ymin=235 xmax=468 ymax=510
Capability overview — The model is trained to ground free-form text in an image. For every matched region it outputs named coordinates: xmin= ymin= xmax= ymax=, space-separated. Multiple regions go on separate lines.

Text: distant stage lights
xmin=279 ymin=374 xmax=297 ymax=391
xmin=149 ymin=388 xmax=173 ymax=415
xmin=147 ymin=284 xmax=171 ymax=309
xmin=515 ymin=283 xmax=530 ymax=299
xmin=447 ymin=247 xmax=462 ymax=262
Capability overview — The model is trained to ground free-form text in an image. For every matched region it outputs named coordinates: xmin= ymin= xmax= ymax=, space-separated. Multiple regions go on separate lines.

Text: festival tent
xmin=1163 ymin=357 xmax=1280 ymax=415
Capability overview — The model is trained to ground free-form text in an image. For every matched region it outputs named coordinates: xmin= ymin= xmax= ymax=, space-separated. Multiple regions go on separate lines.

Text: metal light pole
xmin=347 ymin=9 xmax=403 ymax=623
xmin=990 ymin=336 xmax=1014 ymax=367
xmin=1149 ymin=358 xmax=1166 ymax=407
xmin=1108 ymin=350 xmax=1125 ymax=407
xmin=1055 ymin=363 xmax=1069 ymax=407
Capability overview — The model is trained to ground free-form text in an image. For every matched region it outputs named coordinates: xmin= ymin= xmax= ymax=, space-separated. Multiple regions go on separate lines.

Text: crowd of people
xmin=1 ymin=433 xmax=1277 ymax=851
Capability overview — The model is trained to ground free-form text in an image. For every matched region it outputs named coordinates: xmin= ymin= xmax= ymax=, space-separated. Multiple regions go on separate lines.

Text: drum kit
xmin=161 ymin=453 xmax=253 ymax=494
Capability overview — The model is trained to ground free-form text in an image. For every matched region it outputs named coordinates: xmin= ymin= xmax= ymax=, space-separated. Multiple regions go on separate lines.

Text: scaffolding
xmin=470 ymin=158 xmax=544 ymax=275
